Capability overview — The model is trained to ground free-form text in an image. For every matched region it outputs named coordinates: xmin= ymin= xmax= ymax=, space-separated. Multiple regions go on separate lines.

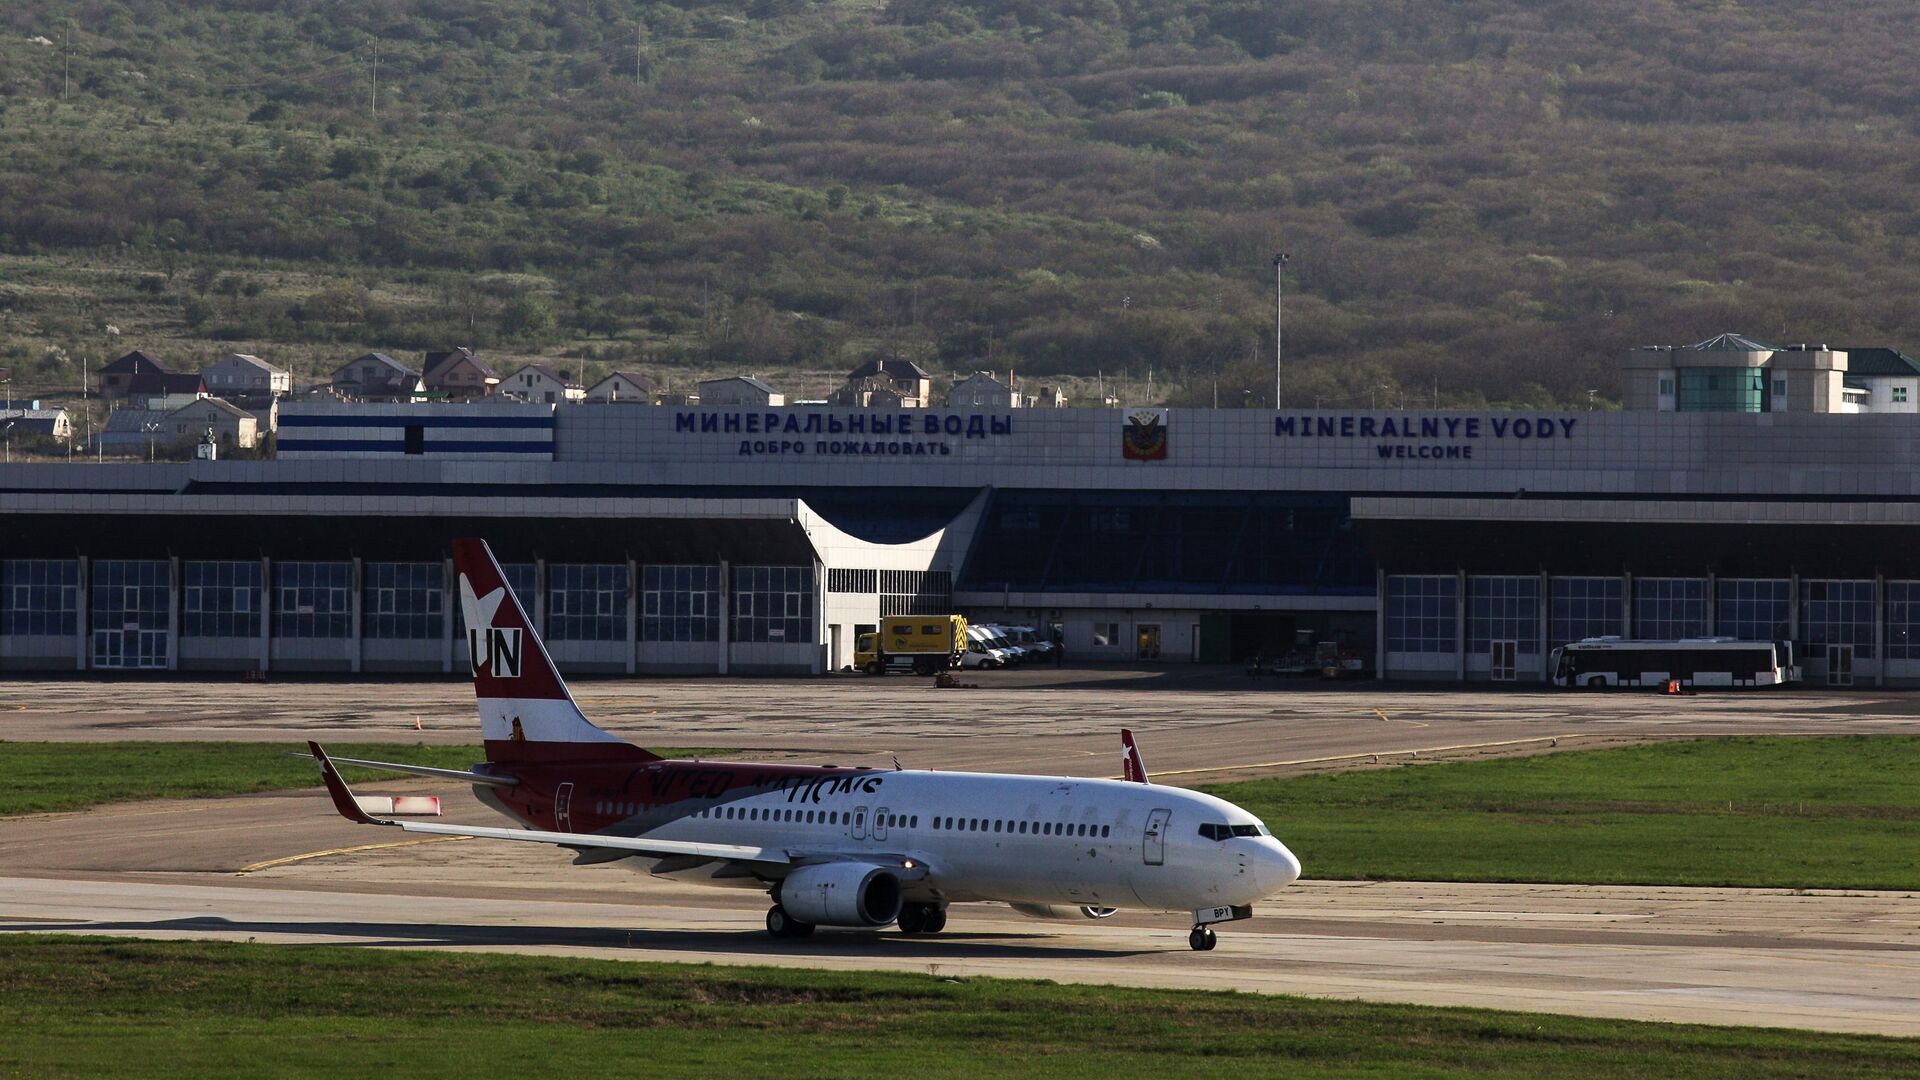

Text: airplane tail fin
xmin=452 ymin=538 xmax=657 ymax=766
xmin=1120 ymin=728 xmax=1150 ymax=784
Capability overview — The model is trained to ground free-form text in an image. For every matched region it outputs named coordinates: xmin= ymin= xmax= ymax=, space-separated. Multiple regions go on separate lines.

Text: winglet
xmin=1120 ymin=728 xmax=1149 ymax=784
xmin=308 ymin=741 xmax=385 ymax=826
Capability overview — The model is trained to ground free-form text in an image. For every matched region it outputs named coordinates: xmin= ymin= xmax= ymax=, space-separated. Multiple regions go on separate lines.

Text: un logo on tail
xmin=468 ymin=626 xmax=523 ymax=678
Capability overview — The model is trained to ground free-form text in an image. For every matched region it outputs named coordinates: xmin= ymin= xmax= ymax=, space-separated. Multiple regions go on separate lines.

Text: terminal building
xmin=7 ymin=336 xmax=1920 ymax=686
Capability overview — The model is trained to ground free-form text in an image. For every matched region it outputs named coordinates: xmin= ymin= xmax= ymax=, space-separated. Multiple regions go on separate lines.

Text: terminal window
xmin=732 ymin=565 xmax=814 ymax=644
xmin=1885 ymin=582 xmax=1920 ymax=659
xmin=364 ymin=562 xmax=444 ymax=640
xmin=276 ymin=562 xmax=352 ymax=639
xmin=1716 ymin=579 xmax=1790 ymax=642
xmin=1387 ymin=575 xmax=1457 ymax=653
xmin=641 ymin=565 xmax=720 ymax=643
xmin=1 ymin=559 xmax=79 ymax=636
xmin=1801 ymin=580 xmax=1874 ymax=659
xmin=1633 ymin=578 xmax=1707 ymax=639
xmin=1467 ymin=576 xmax=1539 ymax=654
xmin=92 ymin=560 xmax=170 ymax=669
xmin=1092 ymin=622 xmax=1119 ymax=647
xmin=1676 ymin=368 xmax=1766 ymax=412
xmin=1549 ymin=577 xmax=1622 ymax=645
xmin=182 ymin=561 xmax=262 ymax=638
xmin=549 ymin=564 xmax=628 ymax=642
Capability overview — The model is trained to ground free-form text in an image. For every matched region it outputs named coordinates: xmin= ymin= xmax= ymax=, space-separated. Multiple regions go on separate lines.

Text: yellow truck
xmin=854 ymin=614 xmax=969 ymax=675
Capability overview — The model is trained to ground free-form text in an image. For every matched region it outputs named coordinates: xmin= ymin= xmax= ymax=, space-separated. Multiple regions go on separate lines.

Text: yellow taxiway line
xmin=238 ymin=835 xmax=470 ymax=874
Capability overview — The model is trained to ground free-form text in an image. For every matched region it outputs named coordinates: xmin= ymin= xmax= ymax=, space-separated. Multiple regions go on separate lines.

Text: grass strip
xmin=0 ymin=742 xmax=722 ymax=817
xmin=2 ymin=937 xmax=1916 ymax=1079
xmin=1206 ymin=736 xmax=1920 ymax=890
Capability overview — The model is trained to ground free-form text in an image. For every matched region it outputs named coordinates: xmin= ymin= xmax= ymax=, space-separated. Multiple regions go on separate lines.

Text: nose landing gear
xmin=1188 ymin=925 xmax=1217 ymax=951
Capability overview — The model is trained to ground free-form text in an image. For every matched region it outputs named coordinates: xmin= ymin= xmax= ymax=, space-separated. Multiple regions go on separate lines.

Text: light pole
xmin=1272 ymin=253 xmax=1289 ymax=410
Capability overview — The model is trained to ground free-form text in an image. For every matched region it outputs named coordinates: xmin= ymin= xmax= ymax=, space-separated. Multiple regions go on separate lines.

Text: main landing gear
xmin=766 ymin=904 xmax=816 ymax=939
xmin=1188 ymin=925 xmax=1218 ymax=951
xmin=897 ymin=902 xmax=948 ymax=935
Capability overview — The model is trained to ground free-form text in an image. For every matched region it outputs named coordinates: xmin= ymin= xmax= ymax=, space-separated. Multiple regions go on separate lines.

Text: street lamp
xmin=1272 ymin=253 xmax=1289 ymax=409
xmin=141 ymin=419 xmax=162 ymax=462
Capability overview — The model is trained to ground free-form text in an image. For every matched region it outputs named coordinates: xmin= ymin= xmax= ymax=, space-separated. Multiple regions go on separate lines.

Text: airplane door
xmin=851 ymin=806 xmax=869 ymax=840
xmin=555 ymin=782 xmax=574 ymax=832
xmin=873 ymin=807 xmax=890 ymax=841
xmin=1143 ymin=807 xmax=1171 ymax=866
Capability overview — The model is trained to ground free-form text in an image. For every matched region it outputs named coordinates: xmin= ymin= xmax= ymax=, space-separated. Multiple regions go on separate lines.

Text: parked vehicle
xmin=854 ymin=615 xmax=969 ymax=675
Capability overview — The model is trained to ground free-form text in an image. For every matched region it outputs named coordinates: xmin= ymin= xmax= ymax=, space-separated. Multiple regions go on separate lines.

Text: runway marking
xmin=1143 ymin=734 xmax=1597 ymax=780
xmin=239 ymin=836 xmax=470 ymax=874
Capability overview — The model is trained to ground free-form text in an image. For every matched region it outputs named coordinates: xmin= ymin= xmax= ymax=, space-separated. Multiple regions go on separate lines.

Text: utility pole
xmin=637 ymin=24 xmax=645 ymax=85
xmin=62 ymin=25 xmax=72 ymax=99
xmin=369 ymin=37 xmax=379 ymax=123
xmin=1272 ymin=252 xmax=1289 ymax=410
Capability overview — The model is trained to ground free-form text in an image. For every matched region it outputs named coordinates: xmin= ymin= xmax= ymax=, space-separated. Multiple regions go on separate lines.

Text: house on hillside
xmin=0 ymin=408 xmax=72 ymax=443
xmin=330 ymin=353 xmax=423 ymax=403
xmin=200 ymin=353 xmax=291 ymax=401
xmin=946 ymin=371 xmax=1021 ymax=409
xmin=1839 ymin=347 xmax=1920 ymax=414
xmin=830 ymin=358 xmax=930 ymax=408
xmin=697 ymin=376 xmax=783 ymax=407
xmin=91 ymin=408 xmax=172 ymax=456
xmin=505 ymin=363 xmax=585 ymax=405
xmin=586 ymin=371 xmax=658 ymax=404
xmin=97 ymin=350 xmax=205 ymax=404
xmin=422 ymin=347 xmax=498 ymax=401
xmin=167 ymin=397 xmax=259 ymax=450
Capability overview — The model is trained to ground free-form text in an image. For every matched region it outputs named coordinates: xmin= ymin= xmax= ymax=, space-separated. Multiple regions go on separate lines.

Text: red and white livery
xmin=309 ymin=539 xmax=1302 ymax=950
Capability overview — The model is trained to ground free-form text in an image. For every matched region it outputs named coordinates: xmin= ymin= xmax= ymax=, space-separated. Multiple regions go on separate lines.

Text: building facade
xmin=10 ymin=402 xmax=1920 ymax=685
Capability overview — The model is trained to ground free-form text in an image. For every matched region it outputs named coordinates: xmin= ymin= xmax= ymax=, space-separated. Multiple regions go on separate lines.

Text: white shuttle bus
xmin=1549 ymin=636 xmax=1799 ymax=690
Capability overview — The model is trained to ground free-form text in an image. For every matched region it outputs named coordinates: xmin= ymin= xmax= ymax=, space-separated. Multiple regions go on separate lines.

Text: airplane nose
xmin=1262 ymin=839 xmax=1302 ymax=890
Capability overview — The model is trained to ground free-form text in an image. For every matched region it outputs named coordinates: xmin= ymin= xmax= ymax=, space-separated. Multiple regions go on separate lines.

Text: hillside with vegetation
xmin=2 ymin=0 xmax=1917 ymax=409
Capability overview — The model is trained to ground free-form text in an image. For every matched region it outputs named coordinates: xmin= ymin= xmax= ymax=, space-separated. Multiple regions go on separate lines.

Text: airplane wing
xmin=308 ymin=742 xmax=788 ymax=866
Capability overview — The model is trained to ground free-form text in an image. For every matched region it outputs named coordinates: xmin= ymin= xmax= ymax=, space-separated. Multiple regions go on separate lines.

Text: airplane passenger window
xmin=1101 ymin=826 xmax=1110 ymax=838
xmin=910 ymin=816 xmax=917 ymax=828
xmin=993 ymin=820 xmax=1002 ymax=832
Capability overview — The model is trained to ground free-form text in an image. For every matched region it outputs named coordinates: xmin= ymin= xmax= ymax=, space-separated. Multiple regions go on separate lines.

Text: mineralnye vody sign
xmin=1273 ymin=414 xmax=1580 ymax=461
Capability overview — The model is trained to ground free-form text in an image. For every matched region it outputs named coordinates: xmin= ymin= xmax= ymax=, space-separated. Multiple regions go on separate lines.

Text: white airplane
xmin=308 ymin=539 xmax=1302 ymax=950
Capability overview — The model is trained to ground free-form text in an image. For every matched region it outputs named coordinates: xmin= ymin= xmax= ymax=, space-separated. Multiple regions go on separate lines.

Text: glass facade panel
xmin=732 ymin=565 xmax=815 ymax=644
xmin=1888 ymin=582 xmax=1920 ymax=660
xmin=1634 ymin=578 xmax=1707 ymax=639
xmin=1801 ymin=580 xmax=1874 ymax=659
xmin=92 ymin=560 xmax=170 ymax=669
xmin=960 ymin=491 xmax=1373 ymax=596
xmin=549 ymin=564 xmax=627 ymax=642
xmin=1467 ymin=576 xmax=1539 ymax=654
xmin=2 ymin=559 xmax=79 ymax=636
xmin=364 ymin=562 xmax=444 ymax=640
xmin=1676 ymin=367 xmax=1765 ymax=412
xmin=1387 ymin=575 xmax=1456 ymax=653
xmin=182 ymin=561 xmax=262 ymax=638
xmin=1549 ymin=577 xmax=1622 ymax=646
xmin=641 ymin=565 xmax=721 ymax=643
xmin=1716 ymin=579 xmax=1790 ymax=642
xmin=276 ymin=562 xmax=352 ymax=639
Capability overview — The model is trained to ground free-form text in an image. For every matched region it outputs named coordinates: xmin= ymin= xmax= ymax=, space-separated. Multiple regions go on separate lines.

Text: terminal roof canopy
xmin=1684 ymin=333 xmax=1777 ymax=352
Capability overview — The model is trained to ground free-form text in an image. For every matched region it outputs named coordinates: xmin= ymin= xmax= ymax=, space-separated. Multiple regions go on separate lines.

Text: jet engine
xmin=1009 ymin=903 xmax=1118 ymax=920
xmin=777 ymin=863 xmax=904 ymax=927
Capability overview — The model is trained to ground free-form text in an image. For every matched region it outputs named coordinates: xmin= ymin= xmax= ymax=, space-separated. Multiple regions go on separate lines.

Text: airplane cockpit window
xmin=1231 ymin=824 xmax=1261 ymax=838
